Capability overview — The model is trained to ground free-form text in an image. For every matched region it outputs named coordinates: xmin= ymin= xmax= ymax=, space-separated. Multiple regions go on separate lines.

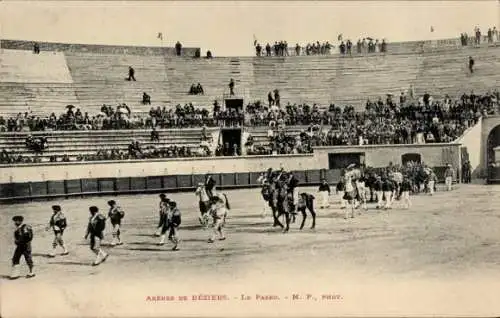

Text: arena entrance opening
xmin=220 ymin=128 xmax=242 ymax=156
xmin=328 ymin=153 xmax=364 ymax=170
xmin=401 ymin=153 xmax=422 ymax=165
xmin=487 ymin=125 xmax=500 ymax=177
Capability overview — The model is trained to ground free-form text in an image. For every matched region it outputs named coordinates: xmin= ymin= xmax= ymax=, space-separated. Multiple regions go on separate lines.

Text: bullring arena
xmin=2 ymin=2 xmax=500 ymax=317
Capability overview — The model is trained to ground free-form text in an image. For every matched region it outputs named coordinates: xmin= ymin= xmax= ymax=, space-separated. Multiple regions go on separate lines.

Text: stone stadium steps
xmin=0 ymin=83 xmax=79 ymax=116
xmin=0 ymin=49 xmax=73 ymax=83
xmin=65 ymin=53 xmax=171 ymax=112
xmin=0 ymin=128 xmax=211 ymax=161
xmin=247 ymin=126 xmax=307 ymax=146
xmin=413 ymin=46 xmax=500 ymax=98
xmin=164 ymin=57 xmax=252 ymax=107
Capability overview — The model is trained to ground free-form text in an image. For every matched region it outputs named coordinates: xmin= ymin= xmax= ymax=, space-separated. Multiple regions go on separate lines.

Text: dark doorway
xmin=401 ymin=153 xmax=422 ymax=165
xmin=328 ymin=153 xmax=364 ymax=169
xmin=220 ymin=128 xmax=242 ymax=156
xmin=487 ymin=125 xmax=500 ymax=165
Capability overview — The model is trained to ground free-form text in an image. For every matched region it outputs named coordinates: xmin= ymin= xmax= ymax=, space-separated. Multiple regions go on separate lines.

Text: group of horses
xmin=193 ymin=165 xmax=435 ymax=234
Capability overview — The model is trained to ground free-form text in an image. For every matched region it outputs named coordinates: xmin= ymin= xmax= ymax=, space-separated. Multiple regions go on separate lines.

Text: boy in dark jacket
xmin=159 ymin=201 xmax=181 ymax=250
xmin=85 ymin=206 xmax=109 ymax=266
xmin=11 ymin=216 xmax=35 ymax=279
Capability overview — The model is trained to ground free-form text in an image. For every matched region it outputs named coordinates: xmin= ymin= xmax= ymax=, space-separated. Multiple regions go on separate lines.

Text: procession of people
xmin=8 ymin=162 xmax=452 ymax=279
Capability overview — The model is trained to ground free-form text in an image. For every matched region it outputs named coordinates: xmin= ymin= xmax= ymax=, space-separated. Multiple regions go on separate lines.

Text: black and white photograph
xmin=0 ymin=1 xmax=499 ymax=317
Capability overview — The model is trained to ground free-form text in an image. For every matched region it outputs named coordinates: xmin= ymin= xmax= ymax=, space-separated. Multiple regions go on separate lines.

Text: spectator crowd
xmin=1 ymin=89 xmax=498 ymax=164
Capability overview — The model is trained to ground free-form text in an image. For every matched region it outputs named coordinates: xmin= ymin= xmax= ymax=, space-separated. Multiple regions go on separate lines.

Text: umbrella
xmin=346 ymin=163 xmax=357 ymax=170
xmin=65 ymin=105 xmax=75 ymax=109
xmin=366 ymin=37 xmax=374 ymax=41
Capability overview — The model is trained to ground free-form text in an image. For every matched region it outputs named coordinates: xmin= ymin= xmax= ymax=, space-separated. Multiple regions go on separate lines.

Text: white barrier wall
xmin=1 ymin=143 xmax=462 ymax=184
xmin=1 ymin=154 xmax=318 ymax=183
xmin=455 ymin=118 xmax=482 ymax=177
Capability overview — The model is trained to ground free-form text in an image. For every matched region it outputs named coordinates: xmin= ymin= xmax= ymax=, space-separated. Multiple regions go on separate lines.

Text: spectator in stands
xmin=175 ymin=41 xmax=182 ymax=56
xmin=142 ymin=92 xmax=151 ymax=105
xmin=274 ymin=89 xmax=281 ymax=107
xmin=206 ymin=50 xmax=213 ymax=59
xmin=339 ymin=41 xmax=346 ymax=55
xmin=189 ymin=84 xmax=204 ymax=95
xmin=295 ymin=44 xmax=301 ymax=56
xmin=474 ymin=27 xmax=481 ymax=45
xmin=33 ymin=42 xmax=40 ymax=54
xmin=194 ymin=48 xmax=201 ymax=58
xmin=255 ymin=43 xmax=262 ymax=56
xmin=469 ymin=56 xmax=475 ymax=73
xmin=265 ymin=43 xmax=271 ymax=56
xmin=381 ymin=39 xmax=387 ymax=53
xmin=127 ymin=66 xmax=136 ymax=81
xmin=229 ymin=78 xmax=235 ymax=96
xmin=128 ymin=139 xmax=143 ymax=159
xmin=151 ymin=127 xmax=160 ymax=142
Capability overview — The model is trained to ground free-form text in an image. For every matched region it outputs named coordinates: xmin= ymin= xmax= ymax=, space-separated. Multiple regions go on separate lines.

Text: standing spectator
xmin=265 ymin=43 xmax=271 ymax=56
xmin=127 ymin=66 xmax=136 ymax=81
xmin=256 ymin=43 xmax=262 ymax=56
xmin=469 ymin=56 xmax=475 ymax=73
xmin=175 ymin=41 xmax=182 ymax=56
xmin=228 ymin=78 xmax=235 ymax=96
xmin=33 ymin=42 xmax=40 ymax=54
xmin=295 ymin=43 xmax=301 ymax=56
xmin=274 ymin=89 xmax=281 ymax=107
xmin=268 ymin=91 xmax=274 ymax=107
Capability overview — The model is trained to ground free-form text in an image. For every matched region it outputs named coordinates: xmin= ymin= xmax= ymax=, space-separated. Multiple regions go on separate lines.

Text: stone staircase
xmin=0 ymin=128 xmax=215 ymax=161
xmin=0 ymin=49 xmax=79 ymax=115
xmin=65 ymin=52 xmax=171 ymax=113
xmin=1 ymin=43 xmax=499 ymax=117
xmin=413 ymin=45 xmax=500 ymax=98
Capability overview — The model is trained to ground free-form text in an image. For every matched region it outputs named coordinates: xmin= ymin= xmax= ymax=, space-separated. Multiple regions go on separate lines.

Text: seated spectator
xmin=206 ymin=50 xmax=213 ymax=59
xmin=150 ymin=127 xmax=160 ymax=142
xmin=142 ymin=92 xmax=151 ymax=105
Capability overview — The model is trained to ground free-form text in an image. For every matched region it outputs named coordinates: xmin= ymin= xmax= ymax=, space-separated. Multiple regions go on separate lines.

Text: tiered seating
xmin=413 ymin=45 xmax=500 ymax=97
xmin=251 ymin=56 xmax=341 ymax=106
xmin=0 ymin=49 xmax=79 ymax=115
xmin=247 ymin=125 xmax=307 ymax=147
xmin=65 ymin=53 xmax=171 ymax=113
xmin=0 ymin=128 xmax=214 ymax=161
xmin=164 ymin=57 xmax=252 ymax=107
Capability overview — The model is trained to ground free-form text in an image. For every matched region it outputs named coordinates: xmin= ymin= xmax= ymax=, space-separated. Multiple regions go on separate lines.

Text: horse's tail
xmin=223 ymin=193 xmax=231 ymax=210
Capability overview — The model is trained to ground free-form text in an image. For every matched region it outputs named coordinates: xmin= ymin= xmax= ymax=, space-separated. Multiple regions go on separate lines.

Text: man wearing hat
xmin=444 ymin=164 xmax=454 ymax=191
xmin=11 ymin=215 xmax=35 ymax=279
xmin=159 ymin=200 xmax=181 ymax=250
xmin=400 ymin=175 xmax=413 ymax=209
xmin=84 ymin=206 xmax=109 ymax=266
xmin=155 ymin=194 xmax=170 ymax=236
xmin=46 ymin=205 xmax=68 ymax=257
xmin=107 ymin=200 xmax=125 ymax=246
xmin=318 ymin=178 xmax=331 ymax=209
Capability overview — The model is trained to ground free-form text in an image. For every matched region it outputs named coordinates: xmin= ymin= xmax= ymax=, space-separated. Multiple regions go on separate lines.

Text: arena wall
xmin=0 ymin=39 xmax=200 ymax=57
xmin=455 ymin=118 xmax=482 ymax=177
xmin=0 ymin=143 xmax=460 ymax=202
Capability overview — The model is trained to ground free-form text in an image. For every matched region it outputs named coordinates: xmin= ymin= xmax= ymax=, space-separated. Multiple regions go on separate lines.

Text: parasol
xmin=65 ymin=105 xmax=75 ymax=109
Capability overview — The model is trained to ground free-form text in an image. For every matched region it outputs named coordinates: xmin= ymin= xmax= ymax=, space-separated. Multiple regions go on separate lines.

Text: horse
xmin=195 ymin=184 xmax=211 ymax=226
xmin=261 ymin=181 xmax=285 ymax=228
xmin=275 ymin=181 xmax=293 ymax=233
xmin=297 ymin=192 xmax=316 ymax=230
